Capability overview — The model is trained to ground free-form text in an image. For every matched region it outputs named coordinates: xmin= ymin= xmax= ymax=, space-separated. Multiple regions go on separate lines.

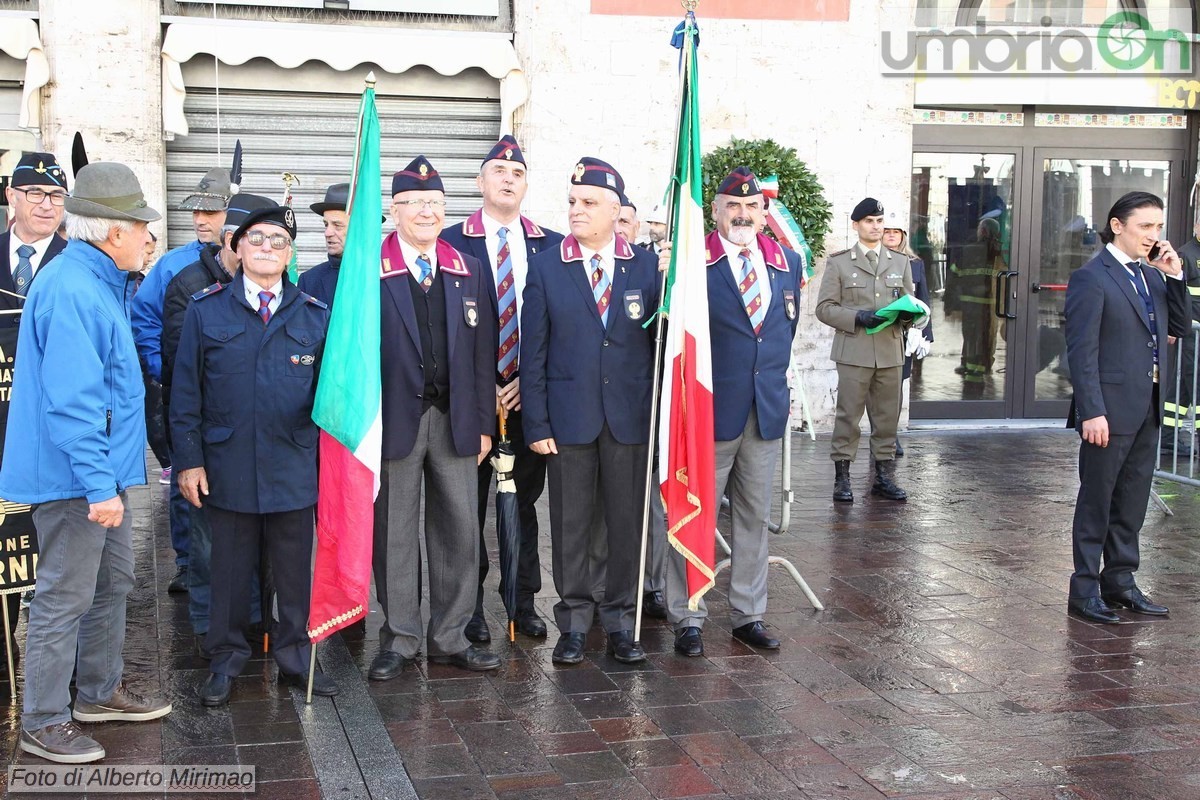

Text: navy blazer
xmin=379 ymin=233 xmax=497 ymax=460
xmin=0 ymin=231 xmax=67 ymax=328
xmin=705 ymin=231 xmax=803 ymax=442
xmin=521 ymin=234 xmax=659 ymax=446
xmin=1066 ymin=247 xmax=1189 ymax=435
xmin=297 ymin=255 xmax=341 ymax=307
xmin=441 ymin=210 xmax=563 ymax=380
xmin=169 ymin=272 xmax=330 ymax=514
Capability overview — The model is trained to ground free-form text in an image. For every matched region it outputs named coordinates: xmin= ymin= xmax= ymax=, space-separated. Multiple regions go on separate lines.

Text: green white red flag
xmin=307 ymin=85 xmax=382 ymax=642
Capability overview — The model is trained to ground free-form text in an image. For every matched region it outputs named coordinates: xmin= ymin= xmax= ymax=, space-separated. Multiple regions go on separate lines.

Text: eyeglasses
xmin=394 ymin=199 xmax=447 ymax=210
xmin=12 ymin=187 xmax=67 ymax=206
xmin=244 ymin=230 xmax=292 ymax=250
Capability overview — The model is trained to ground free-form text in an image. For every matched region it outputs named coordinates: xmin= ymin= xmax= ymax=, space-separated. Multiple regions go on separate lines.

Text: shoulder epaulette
xmin=302 ymin=293 xmax=329 ymax=310
xmin=190 ymin=282 xmax=225 ymax=302
xmin=828 ymin=248 xmax=851 ymax=258
xmin=885 ymin=247 xmax=909 ymax=258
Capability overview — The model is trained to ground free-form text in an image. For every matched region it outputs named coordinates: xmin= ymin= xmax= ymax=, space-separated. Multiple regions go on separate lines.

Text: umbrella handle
xmin=498 ymin=405 xmax=508 ymax=441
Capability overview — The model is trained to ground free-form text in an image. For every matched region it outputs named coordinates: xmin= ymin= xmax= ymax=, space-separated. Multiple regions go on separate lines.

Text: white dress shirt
xmin=579 ymin=237 xmax=617 ymax=289
xmin=720 ymin=233 xmax=772 ymax=309
xmin=398 ymin=237 xmax=438 ymax=283
xmin=1106 ymin=242 xmax=1182 ymax=289
xmin=482 ymin=211 xmax=528 ymax=321
xmin=244 ymin=277 xmax=283 ymax=317
xmin=8 ymin=232 xmax=57 ymax=279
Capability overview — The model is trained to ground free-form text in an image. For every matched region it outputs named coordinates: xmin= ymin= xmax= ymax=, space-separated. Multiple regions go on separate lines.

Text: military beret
xmin=11 ymin=152 xmax=68 ymax=190
xmin=392 ymin=155 xmax=444 ymax=196
xmin=620 ymin=194 xmax=637 ymax=212
xmin=716 ymin=166 xmax=761 ymax=198
xmin=231 ymin=202 xmax=297 ymax=250
xmin=570 ymin=156 xmax=624 ymax=198
xmin=851 ymin=197 xmax=884 ymax=222
xmin=482 ymin=135 xmax=525 ymax=168
xmin=224 ymin=193 xmax=275 ymax=231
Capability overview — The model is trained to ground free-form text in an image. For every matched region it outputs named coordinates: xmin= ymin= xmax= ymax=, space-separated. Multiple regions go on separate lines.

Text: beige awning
xmin=161 ymin=17 xmax=527 ymax=137
xmin=0 ymin=13 xmax=49 ymax=130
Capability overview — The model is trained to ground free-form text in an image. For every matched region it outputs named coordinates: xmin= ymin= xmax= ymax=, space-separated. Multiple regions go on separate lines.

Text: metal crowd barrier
xmin=1153 ymin=321 xmax=1200 ymax=516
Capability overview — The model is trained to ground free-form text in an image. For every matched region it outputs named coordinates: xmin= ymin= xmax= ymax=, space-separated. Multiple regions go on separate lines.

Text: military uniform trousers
xmin=548 ymin=422 xmax=648 ymax=634
xmin=667 ymin=407 xmax=776 ymax=630
xmin=206 ymin=504 xmax=313 ymax=678
xmin=831 ymin=363 xmax=902 ymax=462
xmin=475 ymin=405 xmax=545 ymax=618
xmin=374 ymin=406 xmax=479 ymax=659
xmin=1069 ymin=389 xmax=1158 ymax=601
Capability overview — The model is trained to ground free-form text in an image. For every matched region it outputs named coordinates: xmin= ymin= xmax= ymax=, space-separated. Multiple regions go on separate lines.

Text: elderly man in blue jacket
xmin=0 ymin=163 xmax=172 ymax=764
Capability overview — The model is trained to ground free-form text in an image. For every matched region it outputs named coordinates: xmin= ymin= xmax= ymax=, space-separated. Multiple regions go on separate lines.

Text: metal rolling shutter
xmin=165 ymin=87 xmax=500 ymax=270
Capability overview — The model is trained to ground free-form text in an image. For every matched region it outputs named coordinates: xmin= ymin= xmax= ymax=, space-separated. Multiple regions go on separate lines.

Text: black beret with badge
xmin=851 ymin=197 xmax=884 ymax=222
xmin=230 ymin=201 xmax=297 ymax=250
xmin=224 ymin=193 xmax=275 ymax=231
xmin=482 ymin=135 xmax=525 ymax=168
xmin=11 ymin=152 xmax=68 ymax=190
xmin=570 ymin=156 xmax=624 ymax=198
xmin=392 ymin=155 xmax=444 ymax=195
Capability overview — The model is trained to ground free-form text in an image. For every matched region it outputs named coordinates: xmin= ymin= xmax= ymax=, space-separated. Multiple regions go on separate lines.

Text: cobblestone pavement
xmin=4 ymin=429 xmax=1200 ymax=799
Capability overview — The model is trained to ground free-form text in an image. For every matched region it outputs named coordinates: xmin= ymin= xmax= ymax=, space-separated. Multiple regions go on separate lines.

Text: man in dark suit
xmin=1 ymin=152 xmax=68 ymax=326
xmin=172 ymin=202 xmax=338 ymax=706
xmin=521 ymin=157 xmax=659 ymax=666
xmin=441 ymin=136 xmax=562 ymax=644
xmin=298 ymin=183 xmax=351 ymax=306
xmin=665 ymin=167 xmax=803 ymax=657
xmin=1065 ymin=191 xmax=1189 ymax=624
xmin=368 ymin=156 xmax=499 ymax=682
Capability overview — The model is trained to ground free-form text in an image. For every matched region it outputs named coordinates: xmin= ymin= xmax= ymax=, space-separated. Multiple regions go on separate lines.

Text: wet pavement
xmin=3 ymin=428 xmax=1200 ymax=799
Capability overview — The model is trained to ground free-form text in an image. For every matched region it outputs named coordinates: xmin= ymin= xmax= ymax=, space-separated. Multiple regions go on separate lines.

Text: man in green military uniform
xmin=816 ymin=197 xmax=915 ymax=503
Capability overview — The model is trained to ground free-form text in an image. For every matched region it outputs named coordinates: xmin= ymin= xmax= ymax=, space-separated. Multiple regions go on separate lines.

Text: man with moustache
xmin=132 ymin=167 xmax=231 ymax=594
xmin=298 ymin=183 xmax=353 ymax=306
xmin=641 ymin=204 xmax=668 ymax=254
xmin=442 ymin=136 xmax=563 ymax=643
xmin=368 ymin=156 xmax=498 ymax=682
xmin=816 ymin=198 xmax=914 ymax=504
xmin=521 ymin=157 xmax=659 ymax=665
xmin=172 ymin=201 xmax=338 ymax=706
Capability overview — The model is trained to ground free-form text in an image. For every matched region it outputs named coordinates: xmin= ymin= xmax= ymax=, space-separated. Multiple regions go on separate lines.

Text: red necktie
xmin=257 ymin=290 xmax=274 ymax=324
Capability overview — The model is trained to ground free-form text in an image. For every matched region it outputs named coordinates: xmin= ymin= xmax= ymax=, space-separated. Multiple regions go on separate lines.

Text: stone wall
xmin=514 ymin=0 xmax=916 ymax=430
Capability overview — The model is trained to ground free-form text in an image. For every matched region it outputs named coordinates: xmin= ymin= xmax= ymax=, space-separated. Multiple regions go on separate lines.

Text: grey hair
xmin=65 ymin=213 xmax=133 ymax=243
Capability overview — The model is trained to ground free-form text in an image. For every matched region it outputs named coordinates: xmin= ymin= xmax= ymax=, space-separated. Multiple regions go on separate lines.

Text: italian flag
xmin=307 ymin=85 xmax=382 ymax=642
xmin=660 ymin=13 xmax=716 ymax=611
xmin=760 ymin=175 xmax=815 ymax=286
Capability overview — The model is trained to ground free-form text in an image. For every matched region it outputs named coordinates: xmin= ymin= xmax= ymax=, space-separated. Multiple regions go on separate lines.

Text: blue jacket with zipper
xmin=0 ymin=240 xmax=147 ymax=504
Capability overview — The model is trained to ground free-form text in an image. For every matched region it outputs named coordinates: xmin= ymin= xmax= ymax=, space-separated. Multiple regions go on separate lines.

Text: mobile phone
xmin=1149 ymin=242 xmax=1162 ymax=262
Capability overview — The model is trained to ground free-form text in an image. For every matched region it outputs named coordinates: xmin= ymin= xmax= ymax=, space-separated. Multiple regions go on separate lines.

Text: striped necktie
xmin=416 ymin=253 xmax=433 ymax=291
xmin=738 ymin=248 xmax=766 ymax=334
xmin=496 ymin=227 xmax=518 ymax=380
xmin=590 ymin=254 xmax=611 ymax=326
xmin=257 ymin=290 xmax=274 ymax=324
xmin=13 ymin=244 xmax=34 ymax=297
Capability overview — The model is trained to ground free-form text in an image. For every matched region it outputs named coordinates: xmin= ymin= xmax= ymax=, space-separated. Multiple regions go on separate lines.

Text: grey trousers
xmin=24 ymin=495 xmax=134 ymax=731
xmin=548 ymin=424 xmax=648 ymax=634
xmin=668 ymin=409 xmax=777 ymax=630
xmin=588 ymin=483 xmax=665 ymax=600
xmin=373 ymin=407 xmax=479 ymax=659
xmin=830 ymin=363 xmax=902 ymax=462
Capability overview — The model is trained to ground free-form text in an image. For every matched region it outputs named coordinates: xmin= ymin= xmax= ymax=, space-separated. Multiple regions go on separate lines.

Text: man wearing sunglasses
xmin=170 ymin=201 xmax=337 ymax=706
xmin=2 ymin=152 xmax=68 ymax=327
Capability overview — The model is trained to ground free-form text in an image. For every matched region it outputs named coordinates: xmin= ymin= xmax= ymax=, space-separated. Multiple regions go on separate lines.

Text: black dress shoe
xmin=515 ymin=611 xmax=548 ymax=638
xmin=552 ymin=632 xmax=586 ymax=665
xmin=606 ymin=630 xmax=647 ymax=664
xmin=429 ymin=645 xmax=501 ymax=672
xmin=642 ymin=591 xmax=668 ymax=620
xmin=465 ymin=614 xmax=491 ymax=644
xmin=1068 ymin=596 xmax=1120 ymax=624
xmin=674 ymin=627 xmax=704 ymax=657
xmin=368 ymin=651 xmax=409 ymax=681
xmin=200 ymin=673 xmax=233 ymax=707
xmin=732 ymin=621 xmax=781 ymax=650
xmin=1102 ymin=587 xmax=1169 ymax=616
xmin=279 ymin=669 xmax=339 ymax=696
xmin=168 ymin=566 xmax=188 ymax=594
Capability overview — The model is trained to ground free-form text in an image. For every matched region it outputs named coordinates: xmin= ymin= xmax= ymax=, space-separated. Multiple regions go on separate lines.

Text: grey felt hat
xmin=178 ymin=168 xmax=232 ymax=211
xmin=64 ymin=162 xmax=162 ymax=223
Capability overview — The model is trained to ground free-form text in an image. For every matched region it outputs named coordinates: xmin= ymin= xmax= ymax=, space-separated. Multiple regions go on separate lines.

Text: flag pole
xmin=306 ymin=70 xmax=375 ymax=705
xmin=634 ymin=4 xmax=697 ymax=645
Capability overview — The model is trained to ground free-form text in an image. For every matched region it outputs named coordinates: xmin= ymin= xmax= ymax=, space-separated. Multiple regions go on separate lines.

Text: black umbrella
xmin=491 ymin=409 xmax=521 ymax=642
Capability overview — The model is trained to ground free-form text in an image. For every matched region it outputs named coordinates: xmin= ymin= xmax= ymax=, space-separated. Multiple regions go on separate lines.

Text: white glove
xmin=905 ymin=327 xmax=932 ymax=360
xmin=911 ymin=297 xmax=931 ymax=330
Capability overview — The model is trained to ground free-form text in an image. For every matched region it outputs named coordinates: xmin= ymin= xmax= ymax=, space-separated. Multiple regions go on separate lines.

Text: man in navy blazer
xmin=665 ymin=168 xmax=803 ymax=657
xmin=1065 ymin=191 xmax=1189 ymax=624
xmin=1 ymin=152 xmax=68 ymax=327
xmin=368 ymin=156 xmax=499 ymax=682
xmin=442 ymin=136 xmax=563 ymax=644
xmin=521 ymin=156 xmax=658 ymax=666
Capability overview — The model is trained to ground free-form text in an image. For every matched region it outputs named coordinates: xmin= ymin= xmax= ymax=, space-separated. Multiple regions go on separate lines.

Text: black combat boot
xmin=833 ymin=460 xmax=853 ymax=503
xmin=871 ymin=459 xmax=907 ymax=502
